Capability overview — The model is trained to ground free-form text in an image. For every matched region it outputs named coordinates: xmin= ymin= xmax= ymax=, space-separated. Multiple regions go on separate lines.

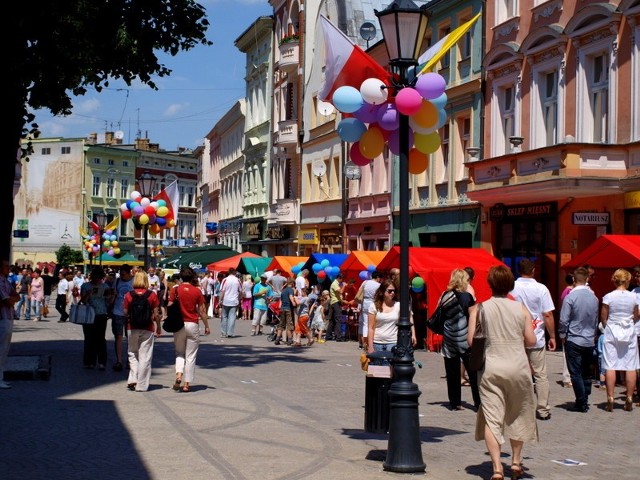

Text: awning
xmin=238 ymin=257 xmax=273 ymax=279
xmin=207 ymin=252 xmax=260 ymax=272
xmin=13 ymin=252 xmax=58 ymax=267
xmin=561 ymin=235 xmax=640 ymax=300
xmin=265 ymin=256 xmax=305 ymax=276
xmin=158 ymin=245 xmax=239 ymax=272
xmin=376 ymin=247 xmax=506 ymax=313
xmin=339 ymin=251 xmax=388 ymax=284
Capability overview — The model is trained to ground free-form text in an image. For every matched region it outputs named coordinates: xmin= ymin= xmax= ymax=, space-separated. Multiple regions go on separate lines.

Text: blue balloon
xmin=367 ymin=264 xmax=376 ymax=273
xmin=292 ymin=266 xmax=300 ymax=275
xmin=324 ymin=266 xmax=332 ymax=274
xmin=337 ymin=118 xmax=367 ymax=142
xmin=436 ymin=109 xmax=447 ymax=129
xmin=359 ymin=270 xmax=368 ymax=280
xmin=411 ymin=285 xmax=424 ymax=293
xmin=312 ymin=263 xmax=322 ymax=274
xmin=332 ymin=86 xmax=364 ymax=113
xmin=430 ymin=92 xmax=448 ymax=109
xmin=320 ymin=259 xmax=330 ymax=267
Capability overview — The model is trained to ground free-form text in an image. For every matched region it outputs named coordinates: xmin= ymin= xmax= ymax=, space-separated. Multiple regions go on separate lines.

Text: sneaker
xmin=536 ymin=412 xmax=551 ymax=421
xmin=318 ymin=339 xmax=326 ymax=343
xmin=0 ymin=381 xmax=12 ymax=389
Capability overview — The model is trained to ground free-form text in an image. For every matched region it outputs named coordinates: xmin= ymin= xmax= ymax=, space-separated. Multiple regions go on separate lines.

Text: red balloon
xmin=317 ymin=270 xmax=327 ymax=280
xmin=121 ymin=210 xmax=132 ymax=220
xmin=350 ymin=142 xmax=370 ymax=166
xmin=144 ymin=205 xmax=156 ymax=215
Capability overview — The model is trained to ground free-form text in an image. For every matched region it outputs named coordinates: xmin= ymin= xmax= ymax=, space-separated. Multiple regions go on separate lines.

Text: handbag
xmin=427 ymin=291 xmax=457 ymax=335
xmin=468 ymin=303 xmax=486 ymax=371
xmin=354 ymin=285 xmax=365 ymax=304
xmin=69 ymin=303 xmax=96 ymax=325
xmin=163 ymin=288 xmax=184 ymax=333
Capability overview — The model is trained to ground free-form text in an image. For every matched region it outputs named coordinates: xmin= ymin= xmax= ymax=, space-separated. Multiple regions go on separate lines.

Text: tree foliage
xmin=4 ymin=0 xmax=211 ymax=263
xmin=55 ymin=244 xmax=85 ymax=267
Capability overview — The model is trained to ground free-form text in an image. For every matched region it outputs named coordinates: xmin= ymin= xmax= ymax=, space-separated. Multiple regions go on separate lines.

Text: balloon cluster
xmin=332 ymin=72 xmax=447 ymax=174
xmin=358 ymin=264 xmax=377 ymax=281
xmin=411 ymin=276 xmax=425 ymax=293
xmin=309 ymin=259 xmax=341 ymax=281
xmin=83 ymin=229 xmax=120 ymax=258
xmin=120 ymin=191 xmax=176 ymax=236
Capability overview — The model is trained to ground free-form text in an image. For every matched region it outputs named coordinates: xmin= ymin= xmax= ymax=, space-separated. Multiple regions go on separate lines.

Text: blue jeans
xmin=221 ymin=305 xmax=238 ymax=337
xmin=564 ymin=340 xmax=594 ymax=409
xmin=31 ymin=299 xmax=41 ymax=319
xmin=15 ymin=293 xmax=31 ymax=319
xmin=370 ymin=343 xmax=396 ymax=365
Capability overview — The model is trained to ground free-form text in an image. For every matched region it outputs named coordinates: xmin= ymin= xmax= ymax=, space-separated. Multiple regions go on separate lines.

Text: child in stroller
xmin=266 ymin=298 xmax=281 ymax=342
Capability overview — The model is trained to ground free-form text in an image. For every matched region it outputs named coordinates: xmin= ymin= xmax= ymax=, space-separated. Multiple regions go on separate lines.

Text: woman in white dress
xmin=600 ymin=268 xmax=639 ymax=412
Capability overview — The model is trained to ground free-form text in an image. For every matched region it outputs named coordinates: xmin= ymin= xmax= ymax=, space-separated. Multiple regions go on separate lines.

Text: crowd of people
xmin=1 ymin=256 xmax=640 ymax=480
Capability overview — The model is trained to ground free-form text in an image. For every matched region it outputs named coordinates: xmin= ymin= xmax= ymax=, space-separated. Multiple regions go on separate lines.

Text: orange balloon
xmin=408 ymin=148 xmax=428 ymax=174
xmin=412 ymin=100 xmax=438 ymax=129
xmin=149 ymin=224 xmax=162 ymax=236
xmin=359 ymin=126 xmax=385 ymax=159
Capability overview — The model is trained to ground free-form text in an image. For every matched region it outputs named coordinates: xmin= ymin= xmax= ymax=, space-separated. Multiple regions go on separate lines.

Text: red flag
xmin=87 ymin=217 xmax=101 ymax=232
xmin=318 ymin=15 xmax=390 ymax=102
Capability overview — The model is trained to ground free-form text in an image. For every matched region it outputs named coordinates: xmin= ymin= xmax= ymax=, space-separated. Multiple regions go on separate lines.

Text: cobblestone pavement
xmin=1 ymin=310 xmax=637 ymax=480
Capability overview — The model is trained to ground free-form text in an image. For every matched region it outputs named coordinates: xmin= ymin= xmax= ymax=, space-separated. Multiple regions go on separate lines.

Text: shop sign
xmin=320 ymin=230 xmax=341 ymax=245
xmin=298 ymin=229 xmax=317 ymax=245
xmin=490 ymin=202 xmax=556 ymax=221
xmin=266 ymin=227 xmax=289 ymax=240
xmin=244 ymin=222 xmax=262 ymax=239
xmin=624 ymin=191 xmax=640 ymax=209
xmin=572 ymin=212 xmax=610 ymax=225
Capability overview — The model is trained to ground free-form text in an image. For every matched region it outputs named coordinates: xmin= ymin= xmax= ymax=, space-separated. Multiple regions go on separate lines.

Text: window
xmin=439 ymin=27 xmax=451 ymax=68
xmin=122 ymin=161 xmax=129 ymax=167
xmin=541 ymin=70 xmax=558 ymax=146
xmin=41 ymin=148 xmax=51 ymax=155
xmin=186 ymin=186 xmax=194 ymax=207
xmin=93 ymin=157 xmax=101 ymax=164
xmin=501 ymin=85 xmax=516 ymax=151
xmin=92 ymin=176 xmax=101 ymax=196
xmin=108 ymin=159 xmax=114 ymax=165
xmin=179 ymin=185 xmax=185 ymax=206
xmin=497 ymin=0 xmax=517 ymax=24
xmin=461 ymin=26 xmax=472 ymax=59
xmin=590 ymin=53 xmax=609 ymax=143
xmin=120 ymin=178 xmax=129 ymax=198
xmin=61 ymin=146 xmax=71 ymax=154
xmin=106 ymin=177 xmax=115 ymax=198
xmin=440 ymin=123 xmax=450 ymax=181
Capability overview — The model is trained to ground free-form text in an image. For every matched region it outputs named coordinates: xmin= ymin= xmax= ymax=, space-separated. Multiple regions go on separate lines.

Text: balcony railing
xmin=277 ymin=41 xmax=299 ymax=73
xmin=276 ymin=120 xmax=298 ymax=146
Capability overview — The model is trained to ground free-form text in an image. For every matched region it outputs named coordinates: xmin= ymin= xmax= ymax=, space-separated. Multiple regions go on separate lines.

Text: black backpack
xmin=129 ymin=290 xmax=153 ymax=329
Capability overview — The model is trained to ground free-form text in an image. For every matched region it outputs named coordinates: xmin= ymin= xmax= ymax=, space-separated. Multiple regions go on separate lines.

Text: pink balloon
xmin=350 ymin=142 xmax=371 ymax=166
xmin=395 ymin=87 xmax=423 ymax=115
xmin=377 ymin=103 xmax=399 ymax=131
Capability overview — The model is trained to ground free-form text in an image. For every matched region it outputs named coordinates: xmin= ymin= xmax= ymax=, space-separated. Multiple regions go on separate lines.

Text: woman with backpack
xmin=123 ymin=271 xmax=161 ymax=392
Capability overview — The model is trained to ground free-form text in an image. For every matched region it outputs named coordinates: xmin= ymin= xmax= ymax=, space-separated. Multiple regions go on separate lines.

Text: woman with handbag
xmin=80 ymin=266 xmax=112 ymax=370
xmin=437 ymin=269 xmax=480 ymax=411
xmin=467 ymin=266 xmax=537 ymax=480
xmin=168 ymin=267 xmax=210 ymax=393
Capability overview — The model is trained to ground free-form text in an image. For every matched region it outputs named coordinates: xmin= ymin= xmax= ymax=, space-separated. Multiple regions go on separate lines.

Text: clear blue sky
xmin=33 ymin=0 xmax=272 ymax=151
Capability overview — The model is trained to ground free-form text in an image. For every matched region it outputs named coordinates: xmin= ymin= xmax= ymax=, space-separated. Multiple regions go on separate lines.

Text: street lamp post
xmin=375 ymin=0 xmax=429 ymax=473
xmin=137 ymin=171 xmax=156 ymax=270
xmin=95 ymin=211 xmax=108 ymax=267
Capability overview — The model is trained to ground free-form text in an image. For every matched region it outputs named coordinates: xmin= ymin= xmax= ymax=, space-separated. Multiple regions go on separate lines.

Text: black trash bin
xmin=364 ymin=351 xmax=394 ymax=433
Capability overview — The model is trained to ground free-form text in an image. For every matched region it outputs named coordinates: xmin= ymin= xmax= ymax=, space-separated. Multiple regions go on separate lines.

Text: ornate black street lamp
xmin=375 ymin=0 xmax=429 ymax=473
xmin=137 ymin=171 xmax=156 ymax=270
xmin=94 ymin=211 xmax=108 ymax=267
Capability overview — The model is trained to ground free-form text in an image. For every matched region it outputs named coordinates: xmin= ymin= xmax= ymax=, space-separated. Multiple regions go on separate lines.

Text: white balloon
xmin=360 ymin=78 xmax=388 ymax=105
xmin=120 ymin=202 xmax=128 ymax=211
xmin=130 ymin=191 xmax=141 ymax=200
xmin=140 ymin=197 xmax=151 ymax=207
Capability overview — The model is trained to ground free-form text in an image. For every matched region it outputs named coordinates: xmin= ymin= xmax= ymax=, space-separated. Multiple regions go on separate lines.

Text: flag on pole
xmin=104 ymin=217 xmax=119 ymax=232
xmin=318 ymin=15 xmax=390 ymax=101
xmin=155 ymin=180 xmax=180 ymax=224
xmin=87 ymin=217 xmax=101 ymax=232
xmin=417 ymin=12 xmax=481 ymax=76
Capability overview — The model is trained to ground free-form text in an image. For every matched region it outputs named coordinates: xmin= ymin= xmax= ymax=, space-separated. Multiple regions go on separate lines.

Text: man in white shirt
xmin=295 ymin=269 xmax=309 ymax=296
xmin=55 ymin=271 xmax=72 ymax=322
xmin=147 ymin=267 xmax=160 ymax=293
xmin=510 ymin=258 xmax=556 ymax=421
xmin=219 ymin=268 xmax=242 ymax=338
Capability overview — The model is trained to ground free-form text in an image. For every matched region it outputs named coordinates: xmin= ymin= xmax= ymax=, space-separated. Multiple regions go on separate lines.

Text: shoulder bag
xmin=69 ymin=303 xmax=96 ymax=325
xmin=354 ymin=284 xmax=365 ymax=304
xmin=163 ymin=287 xmax=185 ymax=333
xmin=468 ymin=303 xmax=486 ymax=371
xmin=427 ymin=290 xmax=457 ymax=335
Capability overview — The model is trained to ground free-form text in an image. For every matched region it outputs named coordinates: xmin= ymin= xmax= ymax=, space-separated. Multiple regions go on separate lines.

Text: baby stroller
xmin=266 ymin=298 xmax=281 ymax=342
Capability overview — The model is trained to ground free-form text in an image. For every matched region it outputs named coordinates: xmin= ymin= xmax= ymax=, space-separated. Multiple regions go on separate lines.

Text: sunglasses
xmin=386 ymin=289 xmax=396 ymax=293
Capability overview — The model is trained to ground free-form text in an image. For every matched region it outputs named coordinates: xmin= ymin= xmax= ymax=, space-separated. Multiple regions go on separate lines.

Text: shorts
xmin=278 ymin=310 xmax=294 ymax=331
xmin=252 ymin=308 xmax=268 ymax=326
xmin=242 ymin=298 xmax=252 ymax=311
xmin=112 ymin=314 xmax=127 ymax=337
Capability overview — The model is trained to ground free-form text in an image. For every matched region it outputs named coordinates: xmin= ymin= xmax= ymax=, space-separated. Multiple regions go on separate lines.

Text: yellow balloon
xmin=359 ymin=127 xmax=385 ymax=159
xmin=139 ymin=214 xmax=150 ymax=225
xmin=156 ymin=206 xmax=169 ymax=217
xmin=414 ymin=132 xmax=441 ymax=154
xmin=114 ymin=248 xmax=121 ymax=255
xmin=168 ymin=219 xmax=176 ymax=228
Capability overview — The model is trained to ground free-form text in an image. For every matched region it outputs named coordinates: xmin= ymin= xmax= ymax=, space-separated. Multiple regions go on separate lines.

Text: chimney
xmin=88 ymin=133 xmax=98 ymax=144
xmin=135 ymin=138 xmax=150 ymax=151
xmin=105 ymin=131 xmax=114 ymax=144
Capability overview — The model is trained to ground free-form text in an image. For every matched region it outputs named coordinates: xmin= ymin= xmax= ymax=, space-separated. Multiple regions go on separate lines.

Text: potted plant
xmin=280 ymin=33 xmax=299 ymax=45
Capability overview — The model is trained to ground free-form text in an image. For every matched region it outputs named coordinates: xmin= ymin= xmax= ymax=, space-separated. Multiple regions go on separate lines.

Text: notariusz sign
xmin=572 ymin=212 xmax=610 ymax=225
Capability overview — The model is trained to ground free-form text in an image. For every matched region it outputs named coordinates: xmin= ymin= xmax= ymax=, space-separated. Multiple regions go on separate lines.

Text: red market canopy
xmin=562 ymin=235 xmax=640 ymax=300
xmin=264 ymin=256 xmax=305 ymax=277
xmin=207 ymin=252 xmax=261 ymax=273
xmin=340 ymin=250 xmax=388 ymax=283
xmin=376 ymin=247 xmax=507 ymax=313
